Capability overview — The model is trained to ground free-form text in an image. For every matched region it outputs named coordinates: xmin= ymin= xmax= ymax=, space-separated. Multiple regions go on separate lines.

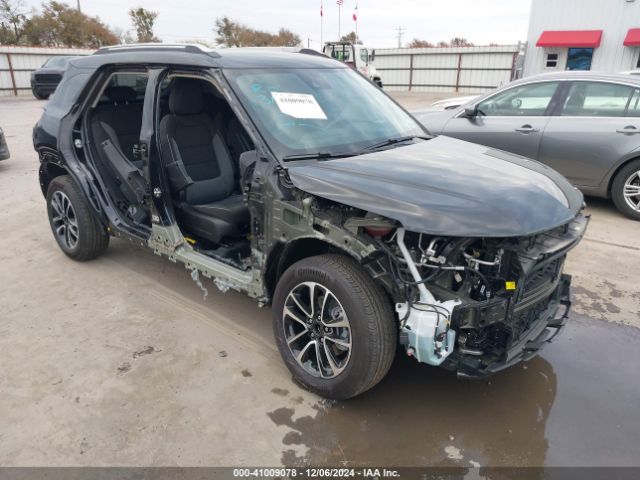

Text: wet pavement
xmin=267 ymin=314 xmax=640 ymax=467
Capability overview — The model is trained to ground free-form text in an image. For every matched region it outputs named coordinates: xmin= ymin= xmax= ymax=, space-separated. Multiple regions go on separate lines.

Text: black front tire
xmin=611 ymin=159 xmax=640 ymax=221
xmin=272 ymin=254 xmax=396 ymax=400
xmin=33 ymin=90 xmax=50 ymax=100
xmin=46 ymin=175 xmax=109 ymax=261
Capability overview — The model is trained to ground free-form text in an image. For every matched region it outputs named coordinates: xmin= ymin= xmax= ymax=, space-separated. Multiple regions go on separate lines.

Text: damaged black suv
xmin=34 ymin=44 xmax=588 ymax=399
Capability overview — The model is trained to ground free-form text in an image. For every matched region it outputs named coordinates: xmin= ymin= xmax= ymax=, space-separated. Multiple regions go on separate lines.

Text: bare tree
xmin=0 ymin=0 xmax=27 ymax=44
xmin=450 ymin=37 xmax=474 ymax=47
xmin=339 ymin=31 xmax=363 ymax=45
xmin=214 ymin=17 xmax=300 ymax=47
xmin=407 ymin=38 xmax=434 ymax=48
xmin=274 ymin=28 xmax=302 ymax=47
xmin=129 ymin=7 xmax=159 ymax=43
xmin=215 ymin=17 xmax=241 ymax=47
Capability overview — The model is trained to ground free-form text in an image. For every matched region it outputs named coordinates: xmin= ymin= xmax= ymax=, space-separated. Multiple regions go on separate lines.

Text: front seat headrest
xmin=169 ymin=78 xmax=204 ymax=115
xmin=104 ymin=86 xmax=137 ymax=104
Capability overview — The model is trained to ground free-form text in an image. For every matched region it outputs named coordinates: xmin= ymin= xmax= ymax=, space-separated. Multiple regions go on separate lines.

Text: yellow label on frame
xmin=505 ymin=281 xmax=517 ymax=291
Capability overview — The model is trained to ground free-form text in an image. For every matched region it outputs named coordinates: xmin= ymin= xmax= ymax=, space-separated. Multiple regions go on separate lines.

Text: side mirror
xmin=464 ymin=106 xmax=478 ymax=117
xmin=370 ymin=49 xmax=376 ymax=61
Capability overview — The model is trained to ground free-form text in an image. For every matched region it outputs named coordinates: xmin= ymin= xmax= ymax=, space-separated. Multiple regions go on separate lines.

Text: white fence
xmin=0 ymin=46 xmax=93 ymax=97
xmin=1 ymin=44 xmax=521 ymax=97
xmin=374 ymin=44 xmax=522 ymax=93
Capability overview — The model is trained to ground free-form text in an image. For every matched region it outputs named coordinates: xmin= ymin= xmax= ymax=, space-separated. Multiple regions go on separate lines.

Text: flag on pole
xmin=320 ymin=0 xmax=324 ymax=45
xmin=353 ymin=1 xmax=358 ymax=21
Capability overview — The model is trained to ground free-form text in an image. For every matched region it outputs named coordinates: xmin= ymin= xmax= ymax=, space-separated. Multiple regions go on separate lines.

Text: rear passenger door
xmin=139 ymin=68 xmax=173 ymax=225
xmin=442 ymin=81 xmax=561 ymax=160
xmin=538 ymin=81 xmax=639 ymax=189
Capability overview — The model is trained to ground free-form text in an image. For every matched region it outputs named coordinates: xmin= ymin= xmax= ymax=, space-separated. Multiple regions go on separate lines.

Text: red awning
xmin=624 ymin=28 xmax=640 ymax=46
xmin=536 ymin=30 xmax=603 ymax=48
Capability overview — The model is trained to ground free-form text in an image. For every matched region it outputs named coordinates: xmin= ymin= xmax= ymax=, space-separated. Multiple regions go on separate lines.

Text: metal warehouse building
xmin=523 ymin=0 xmax=640 ymax=76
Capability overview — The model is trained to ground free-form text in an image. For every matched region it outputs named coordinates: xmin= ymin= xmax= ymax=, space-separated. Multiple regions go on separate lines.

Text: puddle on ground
xmin=268 ymin=315 xmax=640 ymax=467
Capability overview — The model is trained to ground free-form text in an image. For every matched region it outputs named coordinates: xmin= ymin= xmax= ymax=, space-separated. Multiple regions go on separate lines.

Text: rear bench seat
xmin=91 ymin=86 xmax=144 ymax=167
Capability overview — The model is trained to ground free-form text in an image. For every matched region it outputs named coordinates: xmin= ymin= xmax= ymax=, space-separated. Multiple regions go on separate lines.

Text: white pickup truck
xmin=322 ymin=42 xmax=383 ymax=88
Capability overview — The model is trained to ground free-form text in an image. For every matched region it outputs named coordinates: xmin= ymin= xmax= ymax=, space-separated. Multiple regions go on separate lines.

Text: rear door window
xmin=560 ymin=81 xmax=634 ymax=117
xmin=476 ymin=82 xmax=560 ymax=116
xmin=100 ymin=72 xmax=149 ymax=103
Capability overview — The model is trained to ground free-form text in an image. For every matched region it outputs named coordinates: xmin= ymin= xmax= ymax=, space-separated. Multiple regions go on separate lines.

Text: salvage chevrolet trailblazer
xmin=33 ymin=45 xmax=588 ymax=399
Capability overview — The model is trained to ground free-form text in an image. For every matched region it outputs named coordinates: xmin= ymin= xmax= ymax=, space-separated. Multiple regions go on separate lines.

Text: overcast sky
xmin=21 ymin=0 xmax=532 ymax=49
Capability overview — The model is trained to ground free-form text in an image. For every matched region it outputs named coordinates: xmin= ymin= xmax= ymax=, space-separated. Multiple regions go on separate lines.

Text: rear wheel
xmin=611 ymin=159 xmax=640 ymax=220
xmin=46 ymin=175 xmax=109 ymax=260
xmin=272 ymin=254 xmax=396 ymax=399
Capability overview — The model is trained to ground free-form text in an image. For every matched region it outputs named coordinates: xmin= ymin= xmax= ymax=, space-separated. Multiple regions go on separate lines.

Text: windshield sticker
xmin=271 ymin=92 xmax=327 ymax=120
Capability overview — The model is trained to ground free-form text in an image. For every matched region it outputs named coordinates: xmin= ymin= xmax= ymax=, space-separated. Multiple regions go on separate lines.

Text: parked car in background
xmin=34 ymin=45 xmax=587 ymax=399
xmin=415 ymin=72 xmax=640 ymax=220
xmin=429 ymin=94 xmax=480 ymax=111
xmin=322 ymin=42 xmax=383 ymax=88
xmin=0 ymin=127 xmax=9 ymax=161
xmin=30 ymin=56 xmax=76 ymax=100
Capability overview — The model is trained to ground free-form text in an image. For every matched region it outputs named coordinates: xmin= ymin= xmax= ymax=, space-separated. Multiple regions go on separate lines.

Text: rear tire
xmin=46 ymin=175 xmax=109 ymax=261
xmin=272 ymin=254 xmax=396 ymax=400
xmin=611 ymin=159 xmax=640 ymax=221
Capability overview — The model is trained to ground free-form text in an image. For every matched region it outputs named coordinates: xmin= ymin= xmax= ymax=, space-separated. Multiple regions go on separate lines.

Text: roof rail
xmin=298 ymin=48 xmax=326 ymax=57
xmin=95 ymin=43 xmax=220 ymax=57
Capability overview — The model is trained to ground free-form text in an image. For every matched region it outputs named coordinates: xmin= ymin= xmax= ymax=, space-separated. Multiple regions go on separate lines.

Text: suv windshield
xmin=42 ymin=56 xmax=73 ymax=68
xmin=224 ymin=67 xmax=426 ymax=160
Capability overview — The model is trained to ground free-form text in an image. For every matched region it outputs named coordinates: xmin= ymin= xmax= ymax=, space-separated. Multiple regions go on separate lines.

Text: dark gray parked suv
xmin=415 ymin=72 xmax=640 ymax=220
xmin=30 ymin=56 xmax=76 ymax=100
xmin=33 ymin=45 xmax=587 ymax=399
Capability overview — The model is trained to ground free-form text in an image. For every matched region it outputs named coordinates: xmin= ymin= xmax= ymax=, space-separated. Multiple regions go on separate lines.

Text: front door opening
xmin=156 ymin=75 xmax=255 ymax=269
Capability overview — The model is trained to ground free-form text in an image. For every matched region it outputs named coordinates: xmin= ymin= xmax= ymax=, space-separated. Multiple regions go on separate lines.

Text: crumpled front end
xmin=370 ymin=213 xmax=589 ymax=377
xmin=450 ymin=273 xmax=572 ymax=378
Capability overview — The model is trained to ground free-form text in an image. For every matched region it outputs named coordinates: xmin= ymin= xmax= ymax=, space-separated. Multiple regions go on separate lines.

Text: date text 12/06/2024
xmin=232 ymin=468 xmax=400 ymax=478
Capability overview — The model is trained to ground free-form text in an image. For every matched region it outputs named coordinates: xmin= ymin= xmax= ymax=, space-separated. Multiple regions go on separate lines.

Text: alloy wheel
xmin=50 ymin=190 xmax=79 ymax=249
xmin=623 ymin=171 xmax=640 ymax=212
xmin=282 ymin=281 xmax=352 ymax=379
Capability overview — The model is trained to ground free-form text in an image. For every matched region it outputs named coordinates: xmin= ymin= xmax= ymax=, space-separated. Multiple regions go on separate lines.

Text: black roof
xmin=70 ymin=44 xmax=345 ymax=70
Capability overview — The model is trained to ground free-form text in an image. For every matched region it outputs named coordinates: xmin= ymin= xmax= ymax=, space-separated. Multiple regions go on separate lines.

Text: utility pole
xmin=395 ymin=26 xmax=405 ymax=48
xmin=76 ymin=0 xmax=81 ymax=13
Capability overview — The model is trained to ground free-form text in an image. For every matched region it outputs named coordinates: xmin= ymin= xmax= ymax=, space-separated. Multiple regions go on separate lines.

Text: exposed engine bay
xmin=362 ymin=213 xmax=589 ymax=377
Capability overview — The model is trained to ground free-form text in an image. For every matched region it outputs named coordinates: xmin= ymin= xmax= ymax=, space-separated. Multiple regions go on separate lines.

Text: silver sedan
xmin=415 ymin=72 xmax=640 ymax=220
